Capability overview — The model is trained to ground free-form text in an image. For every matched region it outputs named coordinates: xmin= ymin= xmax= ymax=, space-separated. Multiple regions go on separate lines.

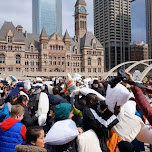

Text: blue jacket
xmin=0 ymin=119 xmax=24 ymax=152
xmin=0 ymin=103 xmax=9 ymax=123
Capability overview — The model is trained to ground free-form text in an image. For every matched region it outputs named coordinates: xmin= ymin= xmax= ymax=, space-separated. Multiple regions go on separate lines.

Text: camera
xmin=108 ymin=69 xmax=129 ymax=88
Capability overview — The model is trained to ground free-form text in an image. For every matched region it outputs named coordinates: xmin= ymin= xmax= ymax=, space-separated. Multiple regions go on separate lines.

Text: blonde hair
xmin=10 ymin=104 xmax=25 ymax=118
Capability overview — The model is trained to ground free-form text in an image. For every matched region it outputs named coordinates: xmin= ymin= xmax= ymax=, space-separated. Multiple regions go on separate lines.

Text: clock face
xmin=76 ymin=7 xmax=79 ymax=13
xmin=80 ymin=6 xmax=85 ymax=13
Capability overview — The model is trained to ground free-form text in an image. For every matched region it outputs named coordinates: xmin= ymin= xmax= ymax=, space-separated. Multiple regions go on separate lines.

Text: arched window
xmin=54 ymin=68 xmax=60 ymax=72
xmin=30 ymin=61 xmax=34 ymax=66
xmin=0 ymin=54 xmax=5 ymax=63
xmin=16 ymin=54 xmax=21 ymax=64
xmin=98 ymin=58 xmax=101 ymax=66
xmin=88 ymin=58 xmax=91 ymax=65
xmin=25 ymin=61 xmax=28 ymax=66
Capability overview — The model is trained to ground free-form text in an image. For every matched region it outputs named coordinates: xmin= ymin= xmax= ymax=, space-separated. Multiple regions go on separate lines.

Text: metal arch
xmin=125 ymin=59 xmax=152 ymax=72
xmin=103 ymin=61 xmax=136 ymax=79
xmin=138 ymin=64 xmax=152 ymax=81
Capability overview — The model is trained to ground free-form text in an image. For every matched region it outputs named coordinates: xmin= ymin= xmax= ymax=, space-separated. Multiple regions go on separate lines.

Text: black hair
xmin=17 ymin=95 xmax=27 ymax=104
xmin=0 ymin=99 xmax=5 ymax=106
xmin=9 ymin=95 xmax=17 ymax=104
xmin=53 ymin=86 xmax=60 ymax=95
xmin=85 ymin=93 xmax=98 ymax=109
xmin=26 ymin=126 xmax=43 ymax=144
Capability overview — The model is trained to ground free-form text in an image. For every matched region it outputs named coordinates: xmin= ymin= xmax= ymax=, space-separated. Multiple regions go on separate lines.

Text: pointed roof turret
xmin=40 ymin=27 xmax=48 ymax=37
xmin=63 ymin=30 xmax=71 ymax=40
xmin=75 ymin=0 xmax=86 ymax=7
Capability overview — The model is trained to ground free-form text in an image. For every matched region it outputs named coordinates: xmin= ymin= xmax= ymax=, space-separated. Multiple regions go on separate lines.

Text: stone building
xmin=130 ymin=41 xmax=148 ymax=61
xmin=0 ymin=0 xmax=104 ymax=78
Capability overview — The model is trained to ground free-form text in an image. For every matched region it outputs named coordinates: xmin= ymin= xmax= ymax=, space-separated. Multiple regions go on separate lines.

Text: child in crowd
xmin=17 ymin=95 xmax=39 ymax=127
xmin=0 ymin=98 xmax=9 ymax=123
xmin=15 ymin=126 xmax=47 ymax=152
xmin=0 ymin=104 xmax=26 ymax=152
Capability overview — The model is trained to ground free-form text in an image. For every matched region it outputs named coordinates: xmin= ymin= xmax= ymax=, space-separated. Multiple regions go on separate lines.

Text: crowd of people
xmin=0 ymin=72 xmax=152 ymax=152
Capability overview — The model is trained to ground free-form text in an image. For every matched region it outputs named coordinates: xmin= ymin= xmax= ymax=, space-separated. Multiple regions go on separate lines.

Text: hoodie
xmin=0 ymin=118 xmax=26 ymax=152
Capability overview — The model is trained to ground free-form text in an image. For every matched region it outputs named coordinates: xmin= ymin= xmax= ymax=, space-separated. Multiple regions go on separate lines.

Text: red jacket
xmin=131 ymin=86 xmax=152 ymax=126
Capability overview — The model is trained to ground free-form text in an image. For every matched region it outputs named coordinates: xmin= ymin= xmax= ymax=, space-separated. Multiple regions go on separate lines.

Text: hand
xmin=77 ymin=127 xmax=83 ymax=134
xmin=125 ymin=72 xmax=134 ymax=82
xmin=114 ymin=103 xmax=120 ymax=116
xmin=149 ymin=126 xmax=152 ymax=130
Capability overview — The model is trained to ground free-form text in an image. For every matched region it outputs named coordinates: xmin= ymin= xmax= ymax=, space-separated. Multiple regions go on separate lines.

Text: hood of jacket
xmin=15 ymin=144 xmax=47 ymax=152
xmin=0 ymin=118 xmax=19 ymax=132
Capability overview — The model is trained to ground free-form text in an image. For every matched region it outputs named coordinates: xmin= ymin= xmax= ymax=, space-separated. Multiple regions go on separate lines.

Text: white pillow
xmin=38 ymin=92 xmax=49 ymax=126
xmin=136 ymin=125 xmax=152 ymax=144
xmin=77 ymin=129 xmax=102 ymax=152
xmin=38 ymin=92 xmax=49 ymax=114
xmin=106 ymin=84 xmax=130 ymax=113
xmin=45 ymin=119 xmax=79 ymax=145
xmin=80 ymin=87 xmax=105 ymax=101
xmin=123 ymin=100 xmax=136 ymax=115
xmin=112 ymin=111 xmax=144 ymax=142
xmin=24 ymin=80 xmax=31 ymax=90
xmin=20 ymin=91 xmax=29 ymax=100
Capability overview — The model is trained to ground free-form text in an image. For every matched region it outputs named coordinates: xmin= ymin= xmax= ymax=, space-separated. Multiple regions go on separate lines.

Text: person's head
xmin=53 ymin=86 xmax=60 ymax=95
xmin=86 ymin=93 xmax=99 ymax=109
xmin=35 ymin=85 xmax=41 ymax=92
xmin=10 ymin=104 xmax=25 ymax=120
xmin=76 ymin=81 xmax=80 ymax=87
xmin=17 ymin=95 xmax=28 ymax=106
xmin=9 ymin=95 xmax=18 ymax=104
xmin=26 ymin=126 xmax=45 ymax=147
xmin=93 ymin=80 xmax=99 ymax=88
xmin=116 ymin=141 xmax=134 ymax=152
xmin=54 ymin=103 xmax=74 ymax=121
xmin=80 ymin=95 xmax=86 ymax=105
xmin=0 ymin=99 xmax=5 ymax=110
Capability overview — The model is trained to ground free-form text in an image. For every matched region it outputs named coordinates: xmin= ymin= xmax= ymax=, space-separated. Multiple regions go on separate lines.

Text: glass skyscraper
xmin=32 ymin=0 xmax=62 ymax=36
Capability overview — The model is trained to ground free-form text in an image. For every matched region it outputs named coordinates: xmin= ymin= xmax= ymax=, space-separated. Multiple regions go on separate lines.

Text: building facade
xmin=146 ymin=0 xmax=152 ymax=59
xmin=130 ymin=41 xmax=148 ymax=61
xmin=32 ymin=0 xmax=62 ymax=36
xmin=0 ymin=0 xmax=104 ymax=78
xmin=94 ymin=0 xmax=131 ymax=71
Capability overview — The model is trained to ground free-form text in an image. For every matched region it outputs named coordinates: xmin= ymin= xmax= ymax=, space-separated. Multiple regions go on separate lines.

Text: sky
xmin=0 ymin=0 xmax=146 ymax=43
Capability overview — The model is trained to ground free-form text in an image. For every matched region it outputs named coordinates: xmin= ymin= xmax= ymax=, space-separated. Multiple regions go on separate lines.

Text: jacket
xmin=0 ymin=118 xmax=26 ymax=152
xmin=0 ymin=103 xmax=9 ymax=123
xmin=20 ymin=103 xmax=38 ymax=127
xmin=15 ymin=143 xmax=47 ymax=152
xmin=131 ymin=86 xmax=152 ymax=126
xmin=82 ymin=105 xmax=109 ymax=152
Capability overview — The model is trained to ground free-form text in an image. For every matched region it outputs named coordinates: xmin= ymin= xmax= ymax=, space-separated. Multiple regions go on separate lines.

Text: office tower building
xmin=94 ymin=0 xmax=131 ymax=70
xmin=146 ymin=0 xmax=152 ymax=59
xmin=32 ymin=0 xmax=62 ymax=36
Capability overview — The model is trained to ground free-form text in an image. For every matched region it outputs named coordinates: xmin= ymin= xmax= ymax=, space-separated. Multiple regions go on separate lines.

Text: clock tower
xmin=75 ymin=0 xmax=87 ymax=38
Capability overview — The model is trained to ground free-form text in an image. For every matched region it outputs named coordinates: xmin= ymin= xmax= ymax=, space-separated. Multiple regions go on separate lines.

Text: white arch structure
xmin=103 ymin=59 xmax=152 ymax=80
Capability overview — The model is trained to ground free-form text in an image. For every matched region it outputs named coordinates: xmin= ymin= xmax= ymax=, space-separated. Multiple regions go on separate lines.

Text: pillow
xmin=38 ymin=114 xmax=47 ymax=126
xmin=106 ymin=84 xmax=130 ymax=113
xmin=38 ymin=92 xmax=49 ymax=126
xmin=63 ymin=73 xmax=77 ymax=95
xmin=80 ymin=87 xmax=105 ymax=101
xmin=136 ymin=125 xmax=152 ymax=144
xmin=123 ymin=100 xmax=136 ymax=115
xmin=45 ymin=119 xmax=79 ymax=145
xmin=112 ymin=111 xmax=144 ymax=142
xmin=38 ymin=92 xmax=49 ymax=114
xmin=24 ymin=80 xmax=31 ymax=90
xmin=77 ymin=129 xmax=102 ymax=152
xmin=20 ymin=91 xmax=29 ymax=100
